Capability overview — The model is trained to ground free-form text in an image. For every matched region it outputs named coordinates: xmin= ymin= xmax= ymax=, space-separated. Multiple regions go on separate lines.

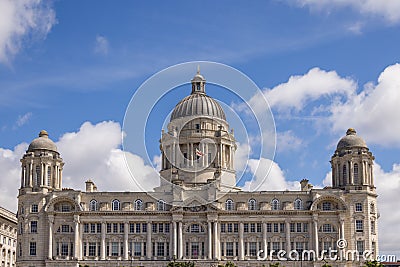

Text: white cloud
xmin=94 ymin=35 xmax=109 ymax=55
xmin=328 ymin=63 xmax=400 ymax=147
xmin=15 ymin=112 xmax=32 ymax=127
xmin=374 ymin=162 xmax=400 ymax=256
xmin=251 ymin=67 xmax=356 ymax=113
xmin=0 ymin=0 xmax=56 ymax=64
xmin=294 ymin=0 xmax=400 ymax=24
xmin=242 ymin=157 xmax=300 ymax=191
xmin=277 ymin=130 xmax=303 ymax=152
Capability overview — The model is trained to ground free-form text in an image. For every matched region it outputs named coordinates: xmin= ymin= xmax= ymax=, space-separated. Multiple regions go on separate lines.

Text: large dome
xmin=336 ymin=128 xmax=367 ymax=150
xmin=28 ymin=130 xmax=58 ymax=152
xmin=170 ymin=93 xmax=226 ymax=121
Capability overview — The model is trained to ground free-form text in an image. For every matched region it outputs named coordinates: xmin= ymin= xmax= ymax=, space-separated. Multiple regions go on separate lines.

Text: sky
xmin=0 ymin=0 xmax=400 ymax=259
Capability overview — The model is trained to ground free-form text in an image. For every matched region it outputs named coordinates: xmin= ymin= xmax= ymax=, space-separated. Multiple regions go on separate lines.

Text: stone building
xmin=0 ymin=206 xmax=17 ymax=267
xmin=16 ymin=71 xmax=379 ymax=267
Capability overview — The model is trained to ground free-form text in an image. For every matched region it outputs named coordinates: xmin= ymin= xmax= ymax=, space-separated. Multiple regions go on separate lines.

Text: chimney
xmin=85 ymin=180 xmax=97 ymax=192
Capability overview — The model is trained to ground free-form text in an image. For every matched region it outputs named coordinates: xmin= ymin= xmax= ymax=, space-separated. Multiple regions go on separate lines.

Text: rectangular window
xmin=29 ymin=242 xmax=37 ymax=256
xmin=249 ymin=242 xmax=257 ymax=256
xmin=152 ymin=223 xmax=157 ymax=233
xmin=61 ymin=243 xmax=69 ymax=256
xmin=357 ymin=240 xmax=364 ymax=255
xmin=88 ymin=242 xmax=96 ymax=256
xmin=273 ymin=223 xmax=279 ymax=233
xmin=226 ymin=242 xmax=234 ymax=256
xmin=297 ymin=223 xmax=302 ymax=232
xmin=165 ymin=223 xmax=170 ymax=233
xmin=250 ymin=223 xmax=256 ymax=233
xmin=221 ymin=223 xmax=226 ymax=233
xmin=84 ymin=223 xmax=89 ymax=233
xmin=113 ymin=223 xmax=118 ymax=233
xmin=157 ymin=242 xmax=165 ymax=256
xmin=111 ymin=242 xmax=119 ymax=256
xmin=91 ymin=223 xmax=96 ymax=233
xmin=355 ymin=203 xmax=363 ymax=212
xmin=322 ymin=202 xmax=332 ymax=211
xmin=120 ymin=223 xmax=124 ymax=233
xmin=257 ymin=223 xmax=262 ymax=233
xmin=356 ymin=220 xmax=363 ymax=232
xmin=267 ymin=223 xmax=272 ymax=232
xmin=62 ymin=225 xmax=70 ymax=233
xmin=107 ymin=223 xmax=111 ymax=233
xmin=234 ymin=223 xmax=239 ymax=233
xmin=303 ymin=223 xmax=308 ymax=233
xmin=322 ymin=224 xmax=332 ymax=232
xmin=134 ymin=242 xmax=141 ymax=256
xmin=158 ymin=223 xmax=164 ymax=233
xmin=31 ymin=204 xmax=38 ymax=213
xmin=30 ymin=221 xmax=37 ymax=233
xmin=142 ymin=223 xmax=147 ymax=233
xmin=280 ymin=223 xmax=285 ymax=233
xmin=136 ymin=223 xmax=141 ymax=233
xmin=290 ymin=223 xmax=295 ymax=232
xmin=130 ymin=223 xmax=135 ymax=233
xmin=97 ymin=223 xmax=101 ymax=233
xmin=244 ymin=223 xmax=249 ymax=233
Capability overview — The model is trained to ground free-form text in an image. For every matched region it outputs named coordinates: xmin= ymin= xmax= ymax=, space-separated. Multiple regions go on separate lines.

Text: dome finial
xmin=39 ymin=130 xmax=49 ymax=138
xmin=346 ymin=128 xmax=356 ymax=135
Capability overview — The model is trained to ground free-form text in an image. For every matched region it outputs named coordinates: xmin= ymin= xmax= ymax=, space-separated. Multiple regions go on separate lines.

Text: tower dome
xmin=27 ymin=130 xmax=58 ymax=152
xmin=336 ymin=128 xmax=367 ymax=150
xmin=170 ymin=67 xmax=226 ymax=121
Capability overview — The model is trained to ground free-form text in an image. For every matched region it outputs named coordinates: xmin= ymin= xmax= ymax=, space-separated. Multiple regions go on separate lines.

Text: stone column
xmin=214 ymin=221 xmax=219 ymax=260
xmin=285 ymin=220 xmax=291 ymax=253
xmin=79 ymin=223 xmax=83 ymax=259
xmin=313 ymin=219 xmax=319 ymax=258
xmin=101 ymin=222 xmax=106 ymax=260
xmin=263 ymin=222 xmax=267 ymax=258
xmin=208 ymin=222 xmax=212 ymax=259
xmin=239 ymin=222 xmax=244 ymax=260
xmin=173 ymin=221 xmax=177 ymax=258
xmin=74 ymin=215 xmax=80 ymax=259
xmin=48 ymin=215 xmax=54 ymax=259
xmin=29 ymin=162 xmax=33 ymax=187
xmin=147 ymin=222 xmax=152 ymax=259
xmin=178 ymin=222 xmax=183 ymax=259
xmin=124 ymin=222 xmax=129 ymax=260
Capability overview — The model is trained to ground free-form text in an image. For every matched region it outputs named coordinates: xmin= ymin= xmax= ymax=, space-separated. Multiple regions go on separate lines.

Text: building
xmin=0 ymin=206 xmax=17 ymax=267
xmin=16 ymin=70 xmax=379 ymax=267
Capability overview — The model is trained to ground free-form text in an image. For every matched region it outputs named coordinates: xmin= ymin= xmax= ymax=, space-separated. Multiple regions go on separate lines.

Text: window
xmin=195 ymin=124 xmax=200 ymax=133
xmin=35 ymin=166 xmax=40 ymax=186
xmin=257 ymin=223 xmax=262 ymax=233
xmin=107 ymin=223 xmax=111 ymax=233
xmin=120 ymin=223 xmax=125 ymax=233
xmin=89 ymin=200 xmax=98 ymax=211
xmin=157 ymin=242 xmax=165 ymax=256
xmin=343 ymin=164 xmax=347 ymax=183
xmin=271 ymin=199 xmax=280 ymax=210
xmin=61 ymin=243 xmax=69 ymax=256
xmin=158 ymin=223 xmax=163 ymax=233
xmin=250 ymin=223 xmax=256 ymax=233
xmin=356 ymin=240 xmax=364 ymax=256
xmin=371 ymin=221 xmax=375 ymax=234
xmin=303 ymin=223 xmax=308 ymax=233
xmin=165 ymin=223 xmax=170 ymax=233
xmin=234 ymin=223 xmax=238 ymax=233
xmin=31 ymin=204 xmax=38 ymax=213
xmin=29 ymin=242 xmax=36 ymax=256
xmin=249 ymin=242 xmax=257 ymax=256
xmin=97 ymin=223 xmax=101 ymax=233
xmin=225 ymin=199 xmax=234 ymax=211
xmin=84 ymin=223 xmax=89 ymax=233
xmin=152 ymin=223 xmax=157 ymax=233
xmin=61 ymin=225 xmax=70 ymax=233
xmin=142 ymin=223 xmax=147 ymax=233
xmin=297 ymin=223 xmax=302 ymax=233
xmin=354 ymin=163 xmax=359 ymax=184
xmin=322 ymin=224 xmax=333 ymax=232
xmin=136 ymin=223 xmax=141 ymax=233
xmin=134 ymin=199 xmax=143 ymax=211
xmin=243 ymin=223 xmax=249 ymax=233
xmin=113 ymin=223 xmax=118 ymax=233
xmin=111 ymin=242 xmax=119 ymax=256
xmin=30 ymin=221 xmax=37 ymax=233
xmin=273 ymin=223 xmax=278 ymax=233
xmin=134 ymin=242 xmax=142 ymax=256
xmin=322 ymin=202 xmax=332 ymax=211
xmin=294 ymin=199 xmax=303 ymax=210
xmin=157 ymin=200 xmax=166 ymax=211
xmin=61 ymin=203 xmax=71 ymax=212
xmin=47 ymin=166 xmax=51 ymax=186
xmin=248 ymin=199 xmax=256 ymax=210
xmin=112 ymin=199 xmax=120 ymax=211
xmin=356 ymin=220 xmax=363 ymax=232
xmin=267 ymin=223 xmax=272 ymax=232
xmin=191 ymin=224 xmax=200 ymax=233
xmin=355 ymin=203 xmax=363 ymax=212
xmin=226 ymin=242 xmax=234 ymax=256
xmin=88 ymin=242 xmax=96 ymax=256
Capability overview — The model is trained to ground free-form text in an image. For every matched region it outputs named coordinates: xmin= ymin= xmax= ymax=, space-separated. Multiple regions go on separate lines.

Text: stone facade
xmin=0 ymin=206 xmax=17 ymax=267
xmin=16 ymin=71 xmax=379 ymax=267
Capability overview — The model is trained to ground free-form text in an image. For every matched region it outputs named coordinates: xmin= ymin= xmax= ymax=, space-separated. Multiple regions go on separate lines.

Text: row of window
xmin=225 ymin=198 xmax=304 ymax=211
xmin=89 ymin=199 xmax=167 ymax=211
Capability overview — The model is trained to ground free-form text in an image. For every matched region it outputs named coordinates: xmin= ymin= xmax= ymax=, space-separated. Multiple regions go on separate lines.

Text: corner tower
xmin=159 ymin=69 xmax=237 ymax=190
xmin=19 ymin=130 xmax=64 ymax=195
xmin=331 ymin=128 xmax=375 ymax=190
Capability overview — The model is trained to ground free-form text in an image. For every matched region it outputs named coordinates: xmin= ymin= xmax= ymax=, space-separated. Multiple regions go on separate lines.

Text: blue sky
xmin=1 ymin=0 xmax=400 ymax=258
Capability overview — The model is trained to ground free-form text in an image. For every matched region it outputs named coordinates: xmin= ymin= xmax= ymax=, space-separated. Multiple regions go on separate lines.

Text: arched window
xmin=343 ymin=164 xmax=347 ymax=183
xmin=134 ymin=199 xmax=143 ymax=211
xmin=89 ymin=200 xmax=98 ymax=211
xmin=294 ymin=199 xmax=303 ymax=210
xmin=47 ymin=166 xmax=51 ymax=186
xmin=157 ymin=200 xmax=166 ymax=211
xmin=248 ymin=199 xmax=256 ymax=210
xmin=112 ymin=199 xmax=120 ymax=211
xmin=271 ymin=199 xmax=280 ymax=210
xmin=354 ymin=163 xmax=359 ymax=184
xmin=35 ymin=166 xmax=41 ymax=186
xmin=225 ymin=199 xmax=234 ymax=211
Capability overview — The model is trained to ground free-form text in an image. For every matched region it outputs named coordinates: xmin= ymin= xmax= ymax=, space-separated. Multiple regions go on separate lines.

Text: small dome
xmin=28 ymin=130 xmax=57 ymax=152
xmin=170 ymin=93 xmax=226 ymax=121
xmin=336 ymin=128 xmax=367 ymax=150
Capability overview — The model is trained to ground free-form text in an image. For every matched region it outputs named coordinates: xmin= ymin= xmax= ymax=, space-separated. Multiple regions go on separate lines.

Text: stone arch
xmin=310 ymin=194 xmax=347 ymax=211
xmin=45 ymin=196 xmax=82 ymax=212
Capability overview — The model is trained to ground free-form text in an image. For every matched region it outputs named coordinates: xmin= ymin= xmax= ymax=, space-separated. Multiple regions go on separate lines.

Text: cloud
xmin=0 ymin=121 xmax=160 ymax=212
xmin=94 ymin=35 xmax=109 ymax=55
xmin=15 ymin=112 xmax=32 ymax=127
xmin=374 ymin=162 xmax=400 ymax=257
xmin=293 ymin=0 xmax=400 ymax=24
xmin=251 ymin=67 xmax=356 ymax=113
xmin=242 ymin=157 xmax=300 ymax=191
xmin=277 ymin=130 xmax=303 ymax=152
xmin=0 ymin=0 xmax=56 ymax=64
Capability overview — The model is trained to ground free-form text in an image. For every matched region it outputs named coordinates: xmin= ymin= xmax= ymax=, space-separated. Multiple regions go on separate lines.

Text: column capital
xmin=73 ymin=215 xmax=80 ymax=224
xmin=48 ymin=215 xmax=54 ymax=224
